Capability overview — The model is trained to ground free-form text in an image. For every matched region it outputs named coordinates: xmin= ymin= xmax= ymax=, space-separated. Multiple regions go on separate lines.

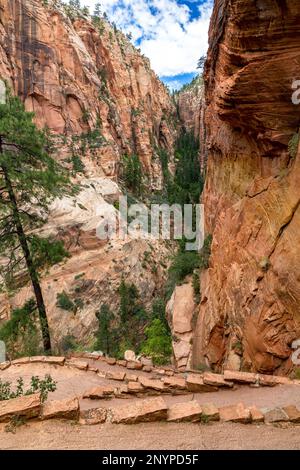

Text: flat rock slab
xmin=263 ymin=407 xmax=289 ymax=423
xmin=41 ymin=397 xmax=79 ymax=420
xmin=79 ymin=407 xmax=107 ymax=425
xmin=105 ymin=357 xmax=117 ymax=366
xmin=219 ymin=403 xmax=251 ymax=424
xmin=106 ymin=371 xmax=126 ymax=381
xmin=224 ymin=370 xmax=257 ymax=384
xmin=125 ymin=373 xmax=138 ymax=382
xmin=139 ymin=377 xmax=165 ymax=392
xmin=167 ymin=401 xmax=202 ymax=423
xmin=83 ymin=386 xmax=115 ymax=399
xmin=249 ymin=406 xmax=264 ymax=423
xmin=282 ymin=405 xmax=300 ymax=423
xmin=258 ymin=375 xmax=278 ymax=387
xmin=66 ymin=359 xmax=88 ymax=371
xmin=127 ymin=382 xmax=144 ymax=394
xmin=116 ymin=360 xmax=127 ymax=367
xmin=203 ymin=372 xmax=233 ymax=388
xmin=186 ymin=374 xmax=218 ymax=393
xmin=127 ymin=361 xmax=143 ymax=370
xmin=0 ymin=394 xmax=41 ymax=423
xmin=111 ymin=397 xmax=168 ymax=424
xmin=30 ymin=356 xmax=65 ymax=366
xmin=163 ymin=376 xmax=187 ymax=390
xmin=0 ymin=361 xmax=10 ymax=371
xmin=201 ymin=403 xmax=220 ymax=422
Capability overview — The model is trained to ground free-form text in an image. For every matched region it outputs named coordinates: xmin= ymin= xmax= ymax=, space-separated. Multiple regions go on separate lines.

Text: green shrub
xmin=199 ymin=234 xmax=212 ymax=270
xmin=288 ymin=133 xmax=299 ymax=159
xmin=141 ymin=318 xmax=172 ymax=365
xmin=0 ymin=299 xmax=42 ymax=359
xmin=56 ymin=291 xmax=76 ymax=312
xmin=0 ymin=374 xmax=56 ymax=403
xmin=71 ymin=155 xmax=85 ymax=174
xmin=122 ymin=154 xmax=143 ymax=195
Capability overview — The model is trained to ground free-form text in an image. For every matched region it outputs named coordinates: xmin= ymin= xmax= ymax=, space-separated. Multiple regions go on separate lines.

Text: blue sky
xmin=68 ymin=1 xmax=213 ymax=90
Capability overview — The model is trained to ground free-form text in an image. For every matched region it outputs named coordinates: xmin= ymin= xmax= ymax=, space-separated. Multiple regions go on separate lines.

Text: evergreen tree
xmin=94 ymin=2 xmax=102 ymax=17
xmin=0 ymin=90 xmax=70 ymax=353
xmin=95 ymin=304 xmax=115 ymax=355
xmin=69 ymin=0 xmax=80 ymax=9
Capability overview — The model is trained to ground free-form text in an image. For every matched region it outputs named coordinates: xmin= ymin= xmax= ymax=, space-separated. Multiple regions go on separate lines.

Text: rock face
xmin=0 ymin=1 xmax=177 ymax=349
xmin=0 ymin=0 xmax=176 ymax=186
xmin=193 ymin=0 xmax=300 ymax=374
xmin=177 ymin=76 xmax=206 ymax=170
xmin=166 ymin=282 xmax=196 ymax=370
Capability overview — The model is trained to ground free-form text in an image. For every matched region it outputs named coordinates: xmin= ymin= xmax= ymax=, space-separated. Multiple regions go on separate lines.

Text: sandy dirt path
xmin=1 ymin=420 xmax=300 ymax=450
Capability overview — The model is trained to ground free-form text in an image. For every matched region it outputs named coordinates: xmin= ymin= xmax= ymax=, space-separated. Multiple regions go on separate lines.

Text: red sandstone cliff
xmin=0 ymin=0 xmax=177 ymax=349
xmin=193 ymin=0 xmax=300 ymax=374
xmin=0 ymin=0 xmax=176 ymax=187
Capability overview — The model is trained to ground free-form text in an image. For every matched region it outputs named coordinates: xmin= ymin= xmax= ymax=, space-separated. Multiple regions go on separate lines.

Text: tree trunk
xmin=0 ymin=160 xmax=52 ymax=353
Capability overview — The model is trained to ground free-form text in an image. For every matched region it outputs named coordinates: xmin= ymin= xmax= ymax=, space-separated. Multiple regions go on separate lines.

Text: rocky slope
xmin=193 ymin=0 xmax=300 ymax=374
xmin=0 ymin=0 xmax=178 ymax=349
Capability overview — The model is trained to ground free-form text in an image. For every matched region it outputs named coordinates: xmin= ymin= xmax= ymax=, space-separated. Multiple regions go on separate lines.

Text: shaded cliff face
xmin=0 ymin=0 xmax=176 ymax=187
xmin=177 ymin=76 xmax=207 ymax=170
xmin=193 ymin=0 xmax=300 ymax=374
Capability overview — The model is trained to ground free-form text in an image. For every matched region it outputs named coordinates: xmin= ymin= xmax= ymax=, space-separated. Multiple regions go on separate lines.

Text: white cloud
xmin=69 ymin=0 xmax=213 ymax=77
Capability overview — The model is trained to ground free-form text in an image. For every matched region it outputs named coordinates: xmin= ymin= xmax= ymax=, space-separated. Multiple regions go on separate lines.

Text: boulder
xmin=203 ymin=372 xmax=233 ymax=388
xmin=79 ymin=407 xmax=107 ymax=425
xmin=282 ymin=405 xmax=300 ymax=423
xmin=224 ymin=370 xmax=257 ymax=384
xmin=127 ymin=361 xmax=143 ymax=370
xmin=111 ymin=397 xmax=168 ymax=424
xmin=124 ymin=350 xmax=136 ymax=362
xmin=83 ymin=386 xmax=114 ymax=399
xmin=263 ymin=407 xmax=289 ymax=423
xmin=167 ymin=401 xmax=202 ymax=422
xmin=219 ymin=403 xmax=251 ymax=423
xmin=201 ymin=403 xmax=220 ymax=422
xmin=0 ymin=361 xmax=10 ymax=371
xmin=140 ymin=357 xmax=153 ymax=367
xmin=186 ymin=374 xmax=219 ymax=393
xmin=0 ymin=394 xmax=41 ymax=423
xmin=41 ymin=397 xmax=79 ymax=420
xmin=143 ymin=365 xmax=153 ymax=373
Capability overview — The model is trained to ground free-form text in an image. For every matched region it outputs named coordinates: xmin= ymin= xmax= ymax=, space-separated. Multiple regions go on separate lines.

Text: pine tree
xmin=94 ymin=2 xmax=102 ymax=17
xmin=0 ymin=90 xmax=70 ymax=353
xmin=69 ymin=0 xmax=80 ymax=9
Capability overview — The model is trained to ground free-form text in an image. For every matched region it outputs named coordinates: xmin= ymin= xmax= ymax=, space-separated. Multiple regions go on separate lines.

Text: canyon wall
xmin=0 ymin=0 xmax=177 ymax=350
xmin=0 ymin=0 xmax=176 ymax=186
xmin=193 ymin=0 xmax=300 ymax=374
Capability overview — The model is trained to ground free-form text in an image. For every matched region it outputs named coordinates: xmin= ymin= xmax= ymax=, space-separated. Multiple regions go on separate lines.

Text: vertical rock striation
xmin=193 ymin=0 xmax=300 ymax=374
